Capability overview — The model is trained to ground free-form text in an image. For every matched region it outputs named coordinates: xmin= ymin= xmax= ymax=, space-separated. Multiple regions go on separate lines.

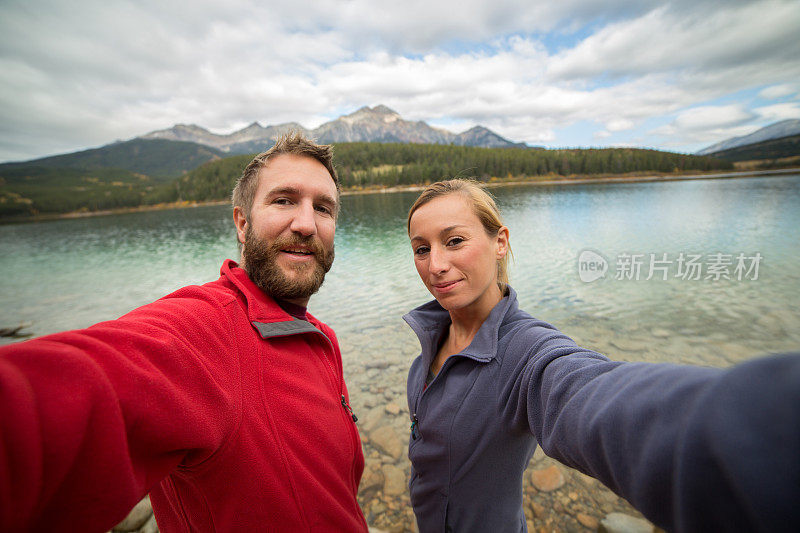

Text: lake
xmin=2 ymin=174 xmax=799 ymax=530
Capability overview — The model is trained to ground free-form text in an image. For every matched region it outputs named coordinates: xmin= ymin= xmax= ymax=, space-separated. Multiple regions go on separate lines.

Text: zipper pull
xmin=410 ymin=413 xmax=419 ymax=440
xmin=341 ymin=395 xmax=358 ymax=423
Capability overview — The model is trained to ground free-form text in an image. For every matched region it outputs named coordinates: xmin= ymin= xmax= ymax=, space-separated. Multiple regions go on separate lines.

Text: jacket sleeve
xmin=0 ymin=290 xmax=241 ymax=532
xmin=503 ymin=329 xmax=800 ymax=532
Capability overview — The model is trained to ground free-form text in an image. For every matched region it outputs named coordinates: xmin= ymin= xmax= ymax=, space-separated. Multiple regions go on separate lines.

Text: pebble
xmin=384 ymin=402 xmax=401 ymax=415
xmin=599 ymin=512 xmax=654 ymax=533
xmin=139 ymin=514 xmax=159 ymax=533
xmin=650 ymin=328 xmax=671 ymax=338
xmin=529 ymin=501 xmax=546 ymax=518
xmin=370 ymin=500 xmax=385 ymax=515
xmin=370 ymin=425 xmax=404 ymax=460
xmin=610 ymin=338 xmax=648 ymax=352
xmin=360 ymin=464 xmax=385 ymax=496
xmin=381 ymin=464 xmax=406 ymax=496
xmin=113 ymin=496 xmax=152 ymax=532
xmin=533 ymin=446 xmax=546 ymax=462
xmin=577 ymin=513 xmax=599 ymax=529
xmin=361 ymin=406 xmax=388 ymax=433
xmin=530 ymin=465 xmax=566 ymax=492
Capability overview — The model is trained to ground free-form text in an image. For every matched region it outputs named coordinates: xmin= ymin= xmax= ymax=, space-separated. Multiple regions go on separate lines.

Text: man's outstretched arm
xmin=0 ymin=288 xmax=241 ymax=532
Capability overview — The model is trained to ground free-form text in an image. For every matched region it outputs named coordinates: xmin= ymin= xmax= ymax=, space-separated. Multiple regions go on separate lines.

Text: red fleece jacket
xmin=0 ymin=260 xmax=367 ymax=532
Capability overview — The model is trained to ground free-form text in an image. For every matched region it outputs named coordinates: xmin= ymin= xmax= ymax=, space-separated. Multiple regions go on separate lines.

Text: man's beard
xmin=242 ymin=225 xmax=334 ymax=302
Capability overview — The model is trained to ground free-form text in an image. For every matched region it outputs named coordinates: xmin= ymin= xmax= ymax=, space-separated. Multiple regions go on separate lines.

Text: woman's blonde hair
xmin=407 ymin=179 xmax=512 ymax=287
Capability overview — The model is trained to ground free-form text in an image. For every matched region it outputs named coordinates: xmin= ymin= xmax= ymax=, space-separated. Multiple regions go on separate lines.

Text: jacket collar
xmin=402 ymin=286 xmax=519 ymax=366
xmin=220 ymin=259 xmax=328 ymax=343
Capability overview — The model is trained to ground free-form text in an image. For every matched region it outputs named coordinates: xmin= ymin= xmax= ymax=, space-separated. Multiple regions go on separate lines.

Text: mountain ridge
xmin=0 ymin=138 xmax=225 ymax=180
xmin=141 ymin=105 xmax=524 ymax=152
xmin=698 ymin=119 xmax=800 ymax=155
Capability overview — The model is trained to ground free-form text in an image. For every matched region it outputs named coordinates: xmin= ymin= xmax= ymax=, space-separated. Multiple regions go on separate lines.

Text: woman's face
xmin=408 ymin=193 xmax=508 ymax=313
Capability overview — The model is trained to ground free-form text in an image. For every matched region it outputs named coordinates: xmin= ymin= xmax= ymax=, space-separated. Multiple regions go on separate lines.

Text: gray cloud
xmin=1 ymin=0 xmax=798 ymax=161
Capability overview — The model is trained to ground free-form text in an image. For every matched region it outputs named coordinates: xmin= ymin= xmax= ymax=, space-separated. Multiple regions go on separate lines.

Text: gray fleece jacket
xmin=404 ymin=287 xmax=800 ymax=532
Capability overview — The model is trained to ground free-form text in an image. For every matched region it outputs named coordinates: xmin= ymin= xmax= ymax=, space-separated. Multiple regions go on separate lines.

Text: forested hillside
xmin=0 ymin=166 xmax=177 ymax=218
xmin=175 ymin=142 xmax=732 ymax=202
xmin=1 ymin=142 xmax=732 ymax=219
xmin=0 ymin=139 xmax=225 ymax=180
xmin=708 ymin=134 xmax=800 ymax=168
xmin=0 ymin=139 xmax=220 ymax=218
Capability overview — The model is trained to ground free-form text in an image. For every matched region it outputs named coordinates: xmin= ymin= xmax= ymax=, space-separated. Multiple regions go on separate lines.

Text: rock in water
xmin=577 ymin=513 xmax=599 ymax=529
xmin=360 ymin=463 xmax=385 ymax=498
xmin=599 ymin=512 xmax=655 ymax=533
xmin=530 ymin=465 xmax=565 ymax=492
xmin=381 ymin=464 xmax=407 ymax=496
xmin=139 ymin=514 xmax=159 ymax=533
xmin=370 ymin=425 xmax=404 ymax=460
xmin=113 ymin=496 xmax=153 ymax=531
xmin=384 ymin=402 xmax=401 ymax=415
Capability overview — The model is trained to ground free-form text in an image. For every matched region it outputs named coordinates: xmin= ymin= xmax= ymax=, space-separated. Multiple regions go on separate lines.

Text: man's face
xmin=234 ymin=153 xmax=338 ymax=306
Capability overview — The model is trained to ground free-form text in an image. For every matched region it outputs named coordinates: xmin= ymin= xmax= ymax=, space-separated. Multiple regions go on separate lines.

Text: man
xmin=0 ymin=132 xmax=368 ymax=532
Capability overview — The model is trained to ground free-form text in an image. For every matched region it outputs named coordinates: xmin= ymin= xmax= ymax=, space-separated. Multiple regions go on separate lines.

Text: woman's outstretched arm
xmin=503 ymin=330 xmax=800 ymax=532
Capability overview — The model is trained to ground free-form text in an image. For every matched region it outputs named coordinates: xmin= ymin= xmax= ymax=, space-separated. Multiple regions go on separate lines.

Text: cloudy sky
xmin=1 ymin=0 xmax=799 ymax=162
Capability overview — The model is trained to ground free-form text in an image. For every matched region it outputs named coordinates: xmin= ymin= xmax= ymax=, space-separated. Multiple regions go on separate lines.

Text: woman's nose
xmin=428 ymin=246 xmax=449 ymax=274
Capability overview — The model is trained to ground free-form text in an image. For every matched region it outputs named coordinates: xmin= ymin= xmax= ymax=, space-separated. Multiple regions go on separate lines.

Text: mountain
xmin=142 ymin=122 xmax=309 ymax=154
xmin=0 ymin=138 xmax=225 ymax=181
xmin=139 ymin=105 xmax=523 ymax=152
xmin=451 ymin=125 xmax=528 ymax=148
xmin=705 ymin=133 xmax=800 ymax=163
xmin=697 ymin=119 xmax=800 ymax=155
xmin=313 ymin=105 xmax=455 ymax=145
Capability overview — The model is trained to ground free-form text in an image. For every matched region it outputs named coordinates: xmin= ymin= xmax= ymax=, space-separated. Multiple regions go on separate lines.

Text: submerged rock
xmin=599 ymin=512 xmax=654 ymax=533
xmin=381 ymin=464 xmax=407 ymax=496
xmin=370 ymin=425 xmax=404 ymax=460
xmin=113 ymin=496 xmax=153 ymax=532
xmin=530 ymin=465 xmax=565 ymax=492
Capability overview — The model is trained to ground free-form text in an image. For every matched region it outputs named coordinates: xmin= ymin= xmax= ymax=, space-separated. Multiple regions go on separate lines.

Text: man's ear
xmin=233 ymin=206 xmax=247 ymax=245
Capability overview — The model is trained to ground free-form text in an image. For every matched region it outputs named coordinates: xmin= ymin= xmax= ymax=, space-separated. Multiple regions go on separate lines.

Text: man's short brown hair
xmin=232 ymin=131 xmax=339 ymax=220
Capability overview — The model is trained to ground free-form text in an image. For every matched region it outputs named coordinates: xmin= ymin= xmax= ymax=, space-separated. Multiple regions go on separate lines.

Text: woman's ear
xmin=233 ymin=206 xmax=248 ymax=245
xmin=496 ymin=226 xmax=509 ymax=259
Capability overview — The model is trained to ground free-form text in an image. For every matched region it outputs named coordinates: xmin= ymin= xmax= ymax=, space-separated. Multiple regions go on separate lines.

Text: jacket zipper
xmin=310 ymin=330 xmax=358 ymax=424
xmin=341 ymin=395 xmax=358 ymax=422
xmin=308 ymin=329 xmax=364 ymax=526
xmin=411 ymin=356 xmax=455 ymax=442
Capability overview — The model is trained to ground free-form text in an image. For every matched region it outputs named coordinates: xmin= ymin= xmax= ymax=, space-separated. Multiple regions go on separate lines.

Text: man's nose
xmin=289 ymin=202 xmax=316 ymax=236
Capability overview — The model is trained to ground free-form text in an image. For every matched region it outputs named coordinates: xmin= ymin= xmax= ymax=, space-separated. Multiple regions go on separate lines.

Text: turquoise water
xmin=2 ymin=175 xmax=799 ymax=368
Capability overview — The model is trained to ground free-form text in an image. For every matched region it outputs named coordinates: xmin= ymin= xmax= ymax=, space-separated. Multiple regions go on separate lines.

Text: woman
xmin=402 ymin=179 xmax=800 ymax=532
